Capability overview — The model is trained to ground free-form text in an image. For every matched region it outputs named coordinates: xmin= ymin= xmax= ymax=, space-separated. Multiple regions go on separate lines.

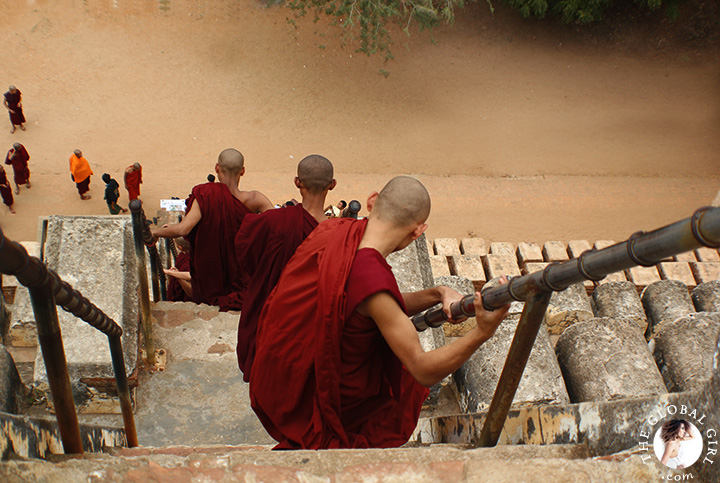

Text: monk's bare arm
xmin=245 ymin=191 xmax=274 ymax=213
xmin=151 ymin=202 xmax=201 ymax=238
xmin=401 ymin=286 xmax=464 ymax=319
xmin=363 ymin=292 xmax=509 ymax=387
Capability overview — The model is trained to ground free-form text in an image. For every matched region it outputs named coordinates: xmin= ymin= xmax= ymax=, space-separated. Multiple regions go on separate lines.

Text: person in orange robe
xmin=151 ymin=148 xmax=273 ymax=308
xmin=5 ymin=143 xmax=31 ymax=195
xmin=234 ymin=154 xmax=337 ymax=382
xmin=249 ymin=176 xmax=510 ymax=449
xmin=124 ymin=163 xmax=143 ymax=200
xmin=69 ymin=149 xmax=93 ymax=200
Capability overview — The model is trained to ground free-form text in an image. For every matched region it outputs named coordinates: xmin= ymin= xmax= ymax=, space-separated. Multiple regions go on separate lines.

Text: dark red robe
xmin=125 ymin=166 xmax=142 ymax=200
xmin=4 ymin=89 xmax=25 ymax=125
xmin=4 ymin=145 xmax=30 ymax=185
xmin=0 ymin=168 xmax=13 ymax=207
xmin=234 ymin=203 xmax=319 ymax=382
xmin=185 ymin=182 xmax=251 ymax=309
xmin=249 ymin=218 xmax=429 ymax=449
xmin=167 ymin=252 xmax=191 ymax=302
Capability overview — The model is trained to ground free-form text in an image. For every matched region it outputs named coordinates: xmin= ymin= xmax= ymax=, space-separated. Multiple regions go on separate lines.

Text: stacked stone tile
xmin=425 ymin=237 xmax=720 ymax=413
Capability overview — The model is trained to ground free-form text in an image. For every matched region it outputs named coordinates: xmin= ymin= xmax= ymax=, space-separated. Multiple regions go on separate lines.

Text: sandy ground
xmin=1 ymin=0 xmax=718 ymax=245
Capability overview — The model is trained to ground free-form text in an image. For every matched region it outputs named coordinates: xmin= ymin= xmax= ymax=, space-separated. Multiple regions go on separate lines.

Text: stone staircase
xmin=1 ymin=215 xmax=720 ymax=481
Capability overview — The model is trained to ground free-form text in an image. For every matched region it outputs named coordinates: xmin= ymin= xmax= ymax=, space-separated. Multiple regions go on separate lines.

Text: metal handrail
xmin=129 ymin=200 xmax=156 ymax=366
xmin=0 ymin=229 xmax=138 ymax=452
xmin=129 ymin=200 xmax=166 ymax=302
xmin=412 ymin=206 xmax=720 ymax=448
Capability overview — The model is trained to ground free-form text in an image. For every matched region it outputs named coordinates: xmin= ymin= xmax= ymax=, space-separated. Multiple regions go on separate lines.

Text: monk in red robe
xmin=5 ymin=143 xmax=31 ymax=194
xmin=124 ymin=163 xmax=142 ymax=200
xmin=235 ymin=154 xmax=337 ymax=382
xmin=0 ymin=164 xmax=15 ymax=214
xmin=249 ymin=176 xmax=510 ymax=449
xmin=151 ymin=148 xmax=273 ymax=308
xmin=165 ymin=237 xmax=192 ymax=302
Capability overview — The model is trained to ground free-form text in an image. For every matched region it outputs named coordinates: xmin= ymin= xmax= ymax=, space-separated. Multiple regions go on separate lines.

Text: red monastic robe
xmin=125 ymin=166 xmax=142 ymax=200
xmin=234 ymin=203 xmax=319 ymax=382
xmin=0 ymin=168 xmax=14 ymax=207
xmin=5 ymin=145 xmax=30 ymax=185
xmin=167 ymin=252 xmax=191 ymax=302
xmin=186 ymin=182 xmax=251 ymax=309
xmin=249 ymin=218 xmax=429 ymax=449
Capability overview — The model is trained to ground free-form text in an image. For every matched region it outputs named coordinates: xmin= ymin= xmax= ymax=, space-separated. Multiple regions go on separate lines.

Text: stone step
xmin=0 ymin=443 xmax=668 ymax=482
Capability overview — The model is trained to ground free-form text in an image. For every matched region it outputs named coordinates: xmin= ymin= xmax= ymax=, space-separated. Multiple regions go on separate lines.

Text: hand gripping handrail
xmin=412 ymin=206 xmax=720 ymax=331
xmin=0 ymin=229 xmax=138 ymax=452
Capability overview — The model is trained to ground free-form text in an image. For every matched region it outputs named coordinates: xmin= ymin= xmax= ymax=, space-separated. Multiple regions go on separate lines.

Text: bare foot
xmin=80 ymin=194 xmax=91 ymax=200
xmin=19 ymin=125 xmax=26 ymax=131
xmin=14 ymin=189 xmax=19 ymax=195
xmin=9 ymin=208 xmax=15 ymax=214
xmin=26 ymin=182 xmax=31 ymax=189
xmin=10 ymin=126 xmax=15 ymax=134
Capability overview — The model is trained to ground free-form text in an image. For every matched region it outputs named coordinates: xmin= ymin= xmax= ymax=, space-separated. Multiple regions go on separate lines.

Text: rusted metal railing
xmin=129 ymin=200 xmax=166 ymax=302
xmin=129 ymin=200 xmax=156 ymax=366
xmin=412 ymin=206 xmax=720 ymax=447
xmin=0 ymin=229 xmax=138 ymax=453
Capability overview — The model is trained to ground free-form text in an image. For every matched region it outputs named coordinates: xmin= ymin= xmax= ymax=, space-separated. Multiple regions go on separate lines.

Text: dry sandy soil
xmin=1 ymin=0 xmax=718 ymax=245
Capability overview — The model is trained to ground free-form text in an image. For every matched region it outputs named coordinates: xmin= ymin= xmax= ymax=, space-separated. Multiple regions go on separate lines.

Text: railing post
xmin=129 ymin=200 xmax=156 ymax=365
xmin=477 ymin=288 xmax=553 ymax=447
xmin=108 ymin=334 xmax=138 ymax=447
xmin=28 ymin=279 xmax=84 ymax=454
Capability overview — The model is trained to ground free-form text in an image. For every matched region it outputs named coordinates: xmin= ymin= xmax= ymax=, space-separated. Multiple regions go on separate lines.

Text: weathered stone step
xmin=0 ymin=443 xmax=667 ymax=482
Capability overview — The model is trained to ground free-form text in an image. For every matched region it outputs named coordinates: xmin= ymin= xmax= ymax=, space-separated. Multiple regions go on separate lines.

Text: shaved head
xmin=297 ymin=155 xmax=334 ymax=193
xmin=74 ymin=149 xmax=82 ymax=157
xmin=217 ymin=148 xmax=245 ymax=176
xmin=373 ymin=176 xmax=431 ymax=227
xmin=133 ymin=163 xmax=141 ymax=169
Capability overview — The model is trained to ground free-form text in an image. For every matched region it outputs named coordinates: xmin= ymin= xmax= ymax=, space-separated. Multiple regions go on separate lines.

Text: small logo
xmin=636 ymin=403 xmax=717 ymax=481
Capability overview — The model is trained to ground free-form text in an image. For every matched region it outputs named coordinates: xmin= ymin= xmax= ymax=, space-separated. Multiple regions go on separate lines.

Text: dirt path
xmin=1 ymin=1 xmax=718 ymax=244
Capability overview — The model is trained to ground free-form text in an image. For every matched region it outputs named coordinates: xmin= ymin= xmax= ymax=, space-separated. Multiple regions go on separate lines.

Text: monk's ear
xmin=366 ymin=192 xmax=379 ymax=212
xmin=328 ymin=179 xmax=337 ymax=191
xmin=294 ymin=177 xmax=302 ymax=189
xmin=240 ymin=166 xmax=245 ymax=177
xmin=411 ymin=223 xmax=428 ymax=241
xmin=214 ymin=163 xmax=220 ymax=175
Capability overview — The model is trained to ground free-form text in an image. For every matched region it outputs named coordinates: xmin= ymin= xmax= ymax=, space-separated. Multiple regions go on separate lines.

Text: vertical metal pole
xmin=164 ymin=238 xmax=173 ymax=269
xmin=149 ymin=250 xmax=161 ymax=303
xmin=477 ymin=289 xmax=553 ymax=447
xmin=130 ymin=200 xmax=155 ymax=365
xmin=28 ymin=283 xmax=84 ymax=454
xmin=108 ymin=334 xmax=138 ymax=447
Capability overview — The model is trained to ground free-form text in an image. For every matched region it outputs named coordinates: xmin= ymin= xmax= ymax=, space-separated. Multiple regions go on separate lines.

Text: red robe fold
xmin=186 ymin=182 xmax=251 ymax=308
xmin=125 ymin=166 xmax=142 ymax=200
xmin=249 ymin=218 xmax=429 ymax=449
xmin=5 ymin=145 xmax=30 ymax=185
xmin=235 ymin=203 xmax=319 ymax=382
xmin=167 ymin=252 xmax=191 ymax=302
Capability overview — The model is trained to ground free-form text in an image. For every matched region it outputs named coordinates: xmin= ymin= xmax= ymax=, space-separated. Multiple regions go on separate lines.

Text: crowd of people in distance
xmin=151 ymin=147 xmax=511 ymax=451
xmin=2 ymin=84 xmax=144 ymax=216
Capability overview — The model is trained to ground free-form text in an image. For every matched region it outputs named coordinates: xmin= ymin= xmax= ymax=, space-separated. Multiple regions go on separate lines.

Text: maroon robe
xmin=250 ymin=218 xmax=429 ymax=449
xmin=5 ymin=145 xmax=30 ymax=185
xmin=234 ymin=203 xmax=319 ymax=382
xmin=0 ymin=168 xmax=13 ymax=206
xmin=185 ymin=182 xmax=251 ymax=308
xmin=167 ymin=252 xmax=191 ymax=302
